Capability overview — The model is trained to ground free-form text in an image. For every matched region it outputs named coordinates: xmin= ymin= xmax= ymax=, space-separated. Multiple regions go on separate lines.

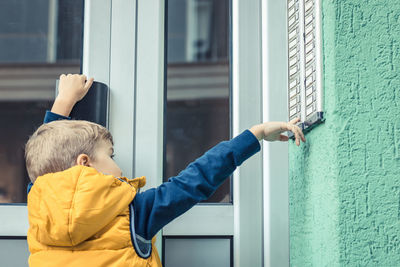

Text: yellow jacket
xmin=27 ymin=165 xmax=162 ymax=267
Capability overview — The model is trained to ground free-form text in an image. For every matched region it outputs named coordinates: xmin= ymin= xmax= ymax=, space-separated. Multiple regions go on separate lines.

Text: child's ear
xmin=76 ymin=154 xmax=91 ymax=167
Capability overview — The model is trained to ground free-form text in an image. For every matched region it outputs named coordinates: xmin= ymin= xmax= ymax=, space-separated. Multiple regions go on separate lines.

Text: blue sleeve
xmin=43 ymin=110 xmax=71 ymax=123
xmin=133 ymin=129 xmax=261 ymax=240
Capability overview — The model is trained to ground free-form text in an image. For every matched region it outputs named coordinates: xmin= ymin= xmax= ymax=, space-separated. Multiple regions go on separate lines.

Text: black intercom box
xmin=55 ymin=80 xmax=109 ymax=127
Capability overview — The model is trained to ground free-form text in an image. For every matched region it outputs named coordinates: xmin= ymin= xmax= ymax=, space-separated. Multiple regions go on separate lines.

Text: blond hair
xmin=25 ymin=120 xmax=113 ymax=182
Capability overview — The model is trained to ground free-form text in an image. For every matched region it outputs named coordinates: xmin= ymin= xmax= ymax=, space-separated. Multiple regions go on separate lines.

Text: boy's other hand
xmin=249 ymin=118 xmax=306 ymax=146
xmin=51 ymin=74 xmax=94 ymax=117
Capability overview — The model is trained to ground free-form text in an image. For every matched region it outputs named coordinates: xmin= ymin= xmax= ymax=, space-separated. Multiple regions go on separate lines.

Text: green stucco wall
xmin=289 ymin=1 xmax=400 ymax=266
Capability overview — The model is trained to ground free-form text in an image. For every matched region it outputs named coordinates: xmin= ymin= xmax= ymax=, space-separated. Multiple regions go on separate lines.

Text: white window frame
xmin=0 ymin=205 xmax=28 ymax=236
xmin=133 ymin=0 xmax=165 ymax=253
xmin=232 ymin=0 xmax=264 ymax=265
xmin=262 ymin=0 xmax=290 ymax=266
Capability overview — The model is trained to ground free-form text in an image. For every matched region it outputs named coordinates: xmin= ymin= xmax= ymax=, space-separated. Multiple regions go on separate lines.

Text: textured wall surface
xmin=289 ymin=1 xmax=400 ymax=266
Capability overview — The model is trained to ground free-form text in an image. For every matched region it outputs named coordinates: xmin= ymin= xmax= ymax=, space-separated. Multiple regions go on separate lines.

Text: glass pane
xmin=164 ymin=0 xmax=231 ymax=203
xmin=163 ymin=237 xmax=231 ymax=267
xmin=0 ymin=238 xmax=29 ymax=267
xmin=0 ymin=0 xmax=84 ymax=203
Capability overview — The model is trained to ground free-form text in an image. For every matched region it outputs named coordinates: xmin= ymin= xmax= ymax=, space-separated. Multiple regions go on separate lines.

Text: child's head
xmin=25 ymin=120 xmax=122 ymax=182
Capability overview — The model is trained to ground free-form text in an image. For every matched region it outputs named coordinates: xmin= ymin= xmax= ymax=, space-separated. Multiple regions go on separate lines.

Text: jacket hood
xmin=28 ymin=165 xmax=145 ymax=247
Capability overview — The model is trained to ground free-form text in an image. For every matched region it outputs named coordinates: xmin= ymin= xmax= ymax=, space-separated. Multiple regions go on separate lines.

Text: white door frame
xmin=0 ymin=1 xmax=290 ymax=266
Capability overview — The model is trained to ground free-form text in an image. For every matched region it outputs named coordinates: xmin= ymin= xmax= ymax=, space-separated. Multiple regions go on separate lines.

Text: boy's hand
xmin=249 ymin=118 xmax=306 ymax=146
xmin=51 ymin=74 xmax=94 ymax=117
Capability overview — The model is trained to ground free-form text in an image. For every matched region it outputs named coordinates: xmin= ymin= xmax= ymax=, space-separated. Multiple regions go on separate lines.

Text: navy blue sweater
xmin=28 ymin=111 xmax=260 ymax=247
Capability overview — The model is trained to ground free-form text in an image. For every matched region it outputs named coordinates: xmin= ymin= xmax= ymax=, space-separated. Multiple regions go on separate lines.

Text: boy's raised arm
xmin=44 ymin=74 xmax=94 ymax=123
xmin=133 ymin=119 xmax=305 ymax=241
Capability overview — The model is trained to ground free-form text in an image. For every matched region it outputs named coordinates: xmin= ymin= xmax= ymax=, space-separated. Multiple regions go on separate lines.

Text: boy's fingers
xmin=83 ymin=78 xmax=94 ymax=91
xmin=294 ymin=124 xmax=306 ymax=142
xmin=284 ymin=118 xmax=300 ymax=132
xmin=300 ymin=129 xmax=306 ymax=142
xmin=279 ymin=135 xmax=289 ymax=141
xmin=281 ymin=122 xmax=293 ymax=132
xmin=81 ymin=74 xmax=87 ymax=82
xmin=59 ymin=74 xmax=66 ymax=79
xmin=288 ymin=124 xmax=301 ymax=146
xmin=295 ymin=131 xmax=300 ymax=146
xmin=289 ymin=117 xmax=300 ymax=124
xmin=295 ymin=127 xmax=303 ymax=146
xmin=287 ymin=118 xmax=306 ymax=144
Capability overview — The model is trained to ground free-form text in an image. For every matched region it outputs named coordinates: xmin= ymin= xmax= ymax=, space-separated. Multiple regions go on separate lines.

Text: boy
xmin=26 ymin=74 xmax=305 ymax=266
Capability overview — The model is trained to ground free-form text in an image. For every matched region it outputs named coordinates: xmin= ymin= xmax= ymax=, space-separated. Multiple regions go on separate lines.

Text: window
xmin=0 ymin=0 xmax=84 ymax=203
xmin=164 ymin=0 xmax=231 ymax=203
xmin=163 ymin=236 xmax=232 ymax=267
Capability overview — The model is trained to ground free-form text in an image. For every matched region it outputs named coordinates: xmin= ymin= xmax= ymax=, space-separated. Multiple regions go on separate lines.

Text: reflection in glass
xmin=163 ymin=236 xmax=231 ymax=267
xmin=164 ymin=0 xmax=231 ymax=203
xmin=0 ymin=238 xmax=29 ymax=266
xmin=0 ymin=0 xmax=84 ymax=203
